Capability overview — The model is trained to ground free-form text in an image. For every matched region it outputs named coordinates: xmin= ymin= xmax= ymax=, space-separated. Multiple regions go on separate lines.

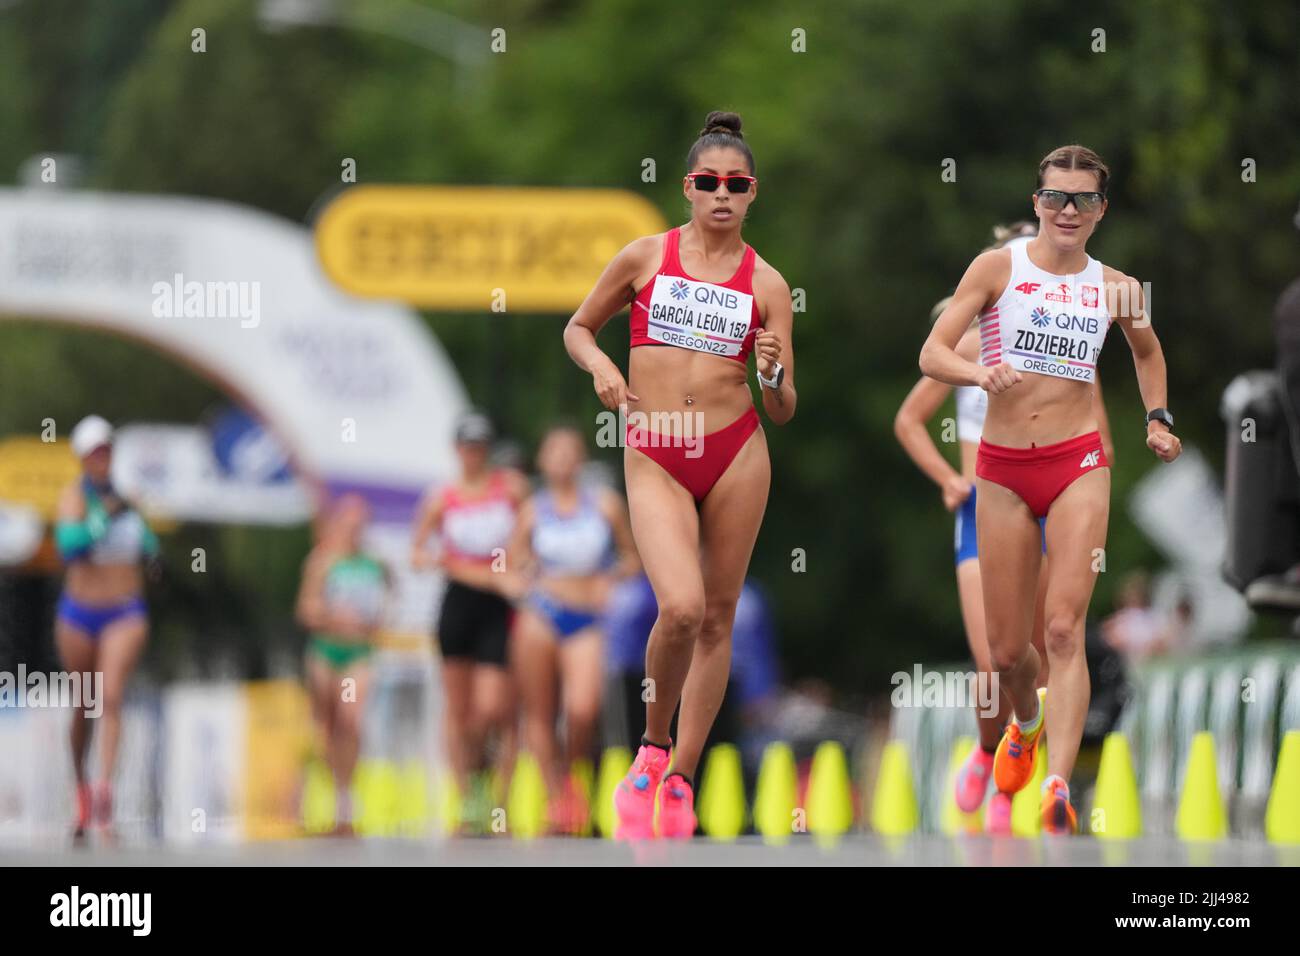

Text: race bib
xmin=1003 ymin=300 xmax=1105 ymax=384
xmin=645 ymin=275 xmax=755 ymax=358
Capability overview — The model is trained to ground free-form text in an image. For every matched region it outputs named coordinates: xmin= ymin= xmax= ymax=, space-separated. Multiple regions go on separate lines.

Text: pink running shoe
xmin=954 ymin=745 xmax=995 ymax=813
xmin=656 ymin=773 xmax=696 ymax=839
xmin=985 ymin=790 xmax=1013 ymax=835
xmin=614 ymin=743 xmax=671 ymax=840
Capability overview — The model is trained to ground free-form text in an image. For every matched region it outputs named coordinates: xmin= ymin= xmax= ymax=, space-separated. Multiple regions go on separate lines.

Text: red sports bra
xmin=629 ymin=227 xmax=763 ymax=363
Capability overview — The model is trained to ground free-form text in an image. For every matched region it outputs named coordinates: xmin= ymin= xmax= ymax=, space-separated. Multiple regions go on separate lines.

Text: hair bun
xmin=700 ymin=110 xmax=743 ymax=139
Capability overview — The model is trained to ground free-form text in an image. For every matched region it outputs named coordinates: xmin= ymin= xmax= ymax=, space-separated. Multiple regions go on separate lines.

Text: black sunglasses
xmin=685 ymin=173 xmax=756 ymax=194
xmin=1035 ymin=188 xmax=1105 ymax=214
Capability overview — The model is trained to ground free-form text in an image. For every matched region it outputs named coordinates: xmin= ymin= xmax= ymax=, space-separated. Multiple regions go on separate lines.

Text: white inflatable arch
xmin=0 ymin=187 xmax=469 ymax=635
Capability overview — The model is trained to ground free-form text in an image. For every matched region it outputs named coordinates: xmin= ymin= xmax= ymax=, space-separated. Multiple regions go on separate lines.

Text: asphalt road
xmin=6 ymin=834 xmax=1295 ymax=867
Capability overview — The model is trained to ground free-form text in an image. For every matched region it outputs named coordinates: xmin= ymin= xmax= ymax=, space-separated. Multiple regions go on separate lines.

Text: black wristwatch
xmin=1146 ymin=407 xmax=1174 ymax=430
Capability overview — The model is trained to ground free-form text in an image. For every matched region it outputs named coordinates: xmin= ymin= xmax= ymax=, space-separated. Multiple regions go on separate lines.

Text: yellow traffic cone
xmin=351 ymin=759 xmax=376 ymax=834
xmin=355 ymin=758 xmax=400 ymax=836
xmin=397 ymin=760 xmax=430 ymax=836
xmin=1176 ymin=731 xmax=1228 ymax=840
xmin=1011 ymin=738 xmax=1047 ymax=837
xmin=1091 ymin=732 xmax=1142 ymax=839
xmin=301 ymin=756 xmax=335 ymax=834
xmin=1265 ymin=729 xmax=1300 ymax=845
xmin=941 ymin=737 xmax=984 ymax=835
xmin=869 ymin=740 xmax=917 ymax=837
xmin=808 ymin=740 xmax=855 ymax=836
xmin=433 ymin=771 xmax=461 ymax=835
xmin=754 ymin=742 xmax=798 ymax=842
xmin=506 ymin=752 xmax=548 ymax=839
xmin=698 ymin=744 xmax=746 ymax=840
xmin=594 ymin=747 xmax=631 ymax=839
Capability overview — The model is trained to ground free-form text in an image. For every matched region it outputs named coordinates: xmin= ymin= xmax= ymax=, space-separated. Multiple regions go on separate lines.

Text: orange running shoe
xmin=1040 ymin=776 xmax=1077 ymax=835
xmin=992 ymin=694 xmax=1046 ymax=794
xmin=72 ymin=781 xmax=92 ymax=841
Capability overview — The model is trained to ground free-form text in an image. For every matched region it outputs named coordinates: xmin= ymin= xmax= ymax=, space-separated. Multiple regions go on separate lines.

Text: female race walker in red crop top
xmin=563 ymin=111 xmax=798 ymax=839
xmin=919 ymin=144 xmax=1181 ymax=835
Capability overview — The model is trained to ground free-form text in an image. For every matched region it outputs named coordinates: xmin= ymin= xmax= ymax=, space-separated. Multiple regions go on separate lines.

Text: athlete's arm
xmin=920 ymin=250 xmax=1020 ymax=393
xmin=894 ymin=378 xmax=958 ymax=480
xmin=1108 ymin=269 xmax=1181 ymax=463
xmin=410 ymin=487 xmax=445 ymax=571
xmin=54 ymin=483 xmax=93 ymax=562
xmin=753 ymin=261 xmax=796 ymax=425
xmin=895 ymin=328 xmax=973 ymax=496
xmin=600 ymin=488 xmax=641 ymax=579
xmin=1092 ymin=378 xmax=1115 ymax=465
xmin=563 ymin=235 xmax=659 ymax=410
xmin=294 ymin=549 xmax=332 ymax=633
xmin=367 ymin=562 xmax=395 ymax=642
xmin=499 ymin=497 xmax=537 ymax=601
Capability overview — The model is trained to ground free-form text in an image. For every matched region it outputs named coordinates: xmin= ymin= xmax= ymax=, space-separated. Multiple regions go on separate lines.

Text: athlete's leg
xmin=511 ymin=608 xmax=562 ymax=793
xmin=956 ymin=559 xmax=1011 ymax=750
xmin=974 ymin=478 xmax=1043 ymax=722
xmin=1032 ymin=552 xmax=1051 ymax=688
xmin=331 ymin=660 xmax=370 ymax=800
xmin=674 ymin=428 xmax=770 ymax=779
xmin=1041 ymin=468 xmax=1110 ymax=783
xmin=474 ymin=663 xmax=517 ymax=794
xmin=55 ymin=619 xmax=97 ymax=786
xmin=94 ymin=613 xmax=148 ymax=788
xmin=558 ymin=627 xmax=603 ymax=772
xmin=624 ymin=446 xmax=704 ymax=746
xmin=440 ymin=658 xmax=476 ymax=788
xmin=305 ymin=652 xmax=339 ymax=761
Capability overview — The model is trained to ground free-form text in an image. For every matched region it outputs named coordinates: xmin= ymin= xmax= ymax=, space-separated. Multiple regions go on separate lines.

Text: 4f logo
xmin=1080 ymin=450 xmax=1101 ymax=468
xmin=1015 ymin=282 xmax=1041 ymax=295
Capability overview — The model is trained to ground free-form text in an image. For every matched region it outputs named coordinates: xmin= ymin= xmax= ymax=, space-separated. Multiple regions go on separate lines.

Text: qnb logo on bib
xmin=646 ymin=274 xmax=754 ymax=358
xmin=1004 ymin=300 xmax=1103 ymax=383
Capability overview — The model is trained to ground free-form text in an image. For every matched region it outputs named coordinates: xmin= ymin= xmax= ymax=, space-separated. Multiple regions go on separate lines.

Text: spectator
xmin=1100 ymin=571 xmax=1183 ymax=664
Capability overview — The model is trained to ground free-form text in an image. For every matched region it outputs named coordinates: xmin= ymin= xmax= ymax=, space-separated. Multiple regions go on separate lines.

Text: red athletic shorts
xmin=975 ymin=430 xmax=1108 ymax=519
xmin=626 ymin=406 xmax=760 ymax=503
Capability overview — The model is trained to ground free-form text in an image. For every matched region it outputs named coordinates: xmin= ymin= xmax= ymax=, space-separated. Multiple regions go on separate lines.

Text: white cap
xmin=70 ymin=415 xmax=114 ymax=458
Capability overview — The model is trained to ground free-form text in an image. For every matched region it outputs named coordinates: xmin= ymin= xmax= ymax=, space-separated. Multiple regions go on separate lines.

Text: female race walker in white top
xmin=897 ymin=223 xmax=1115 ymax=834
xmin=920 ymin=146 xmax=1179 ymax=834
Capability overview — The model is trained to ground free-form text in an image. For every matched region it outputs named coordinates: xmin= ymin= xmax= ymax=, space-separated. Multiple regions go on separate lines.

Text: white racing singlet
xmin=978 ymin=242 xmax=1112 ymax=384
xmin=954 ymin=386 xmax=987 ymax=444
xmin=531 ymin=487 xmax=613 ymax=577
xmin=90 ymin=509 xmax=151 ymax=565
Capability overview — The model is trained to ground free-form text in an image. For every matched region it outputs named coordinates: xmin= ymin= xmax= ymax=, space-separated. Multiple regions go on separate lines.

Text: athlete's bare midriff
xmin=63 ymin=563 xmax=144 ymax=605
xmin=534 ymin=571 xmax=610 ymax=613
xmin=981 ymin=374 xmax=1099 ymax=448
xmin=627 ymin=346 xmax=753 ymax=435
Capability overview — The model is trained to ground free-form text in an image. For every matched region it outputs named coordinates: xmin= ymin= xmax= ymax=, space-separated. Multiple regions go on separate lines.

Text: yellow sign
xmin=0 ymin=437 xmax=79 ymax=518
xmin=315 ymin=186 xmax=669 ymax=312
xmin=243 ymin=680 xmax=314 ymax=841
